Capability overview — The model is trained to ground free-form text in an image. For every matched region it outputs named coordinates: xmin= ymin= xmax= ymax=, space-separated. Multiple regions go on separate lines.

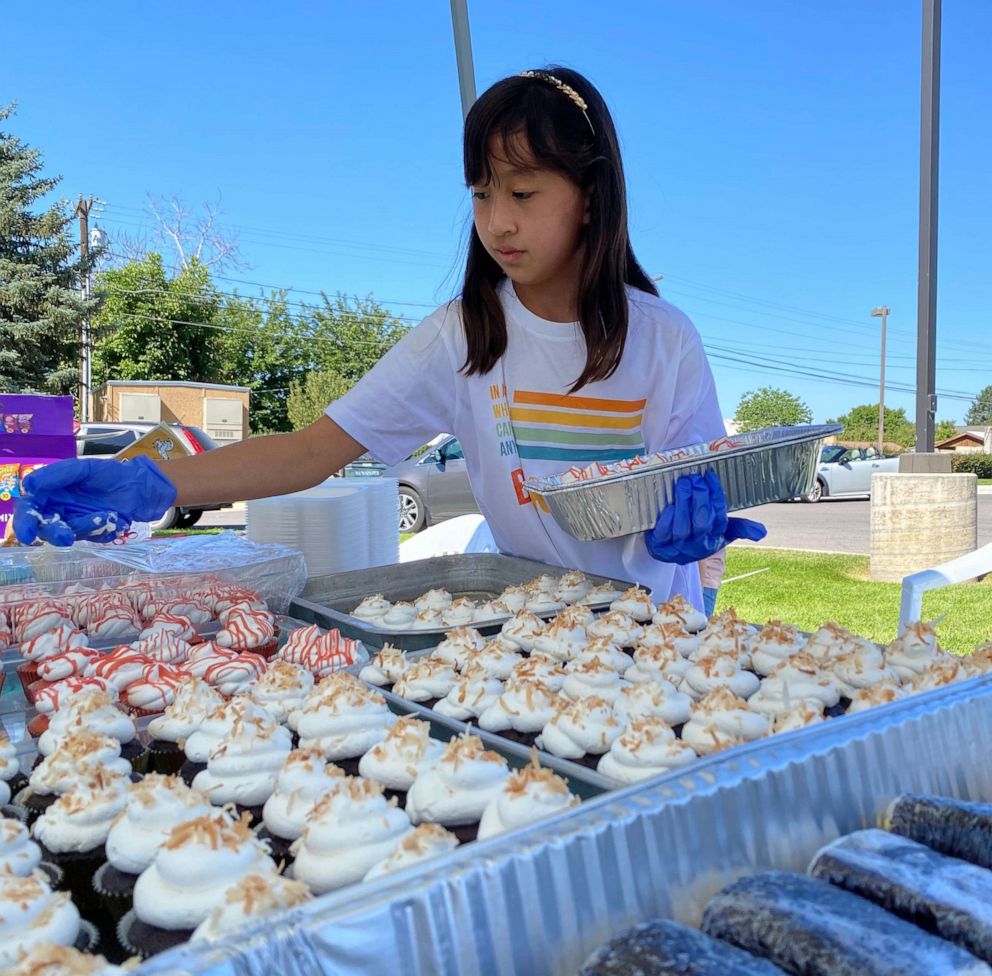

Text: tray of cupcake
xmin=292 ymin=552 xmax=636 ymax=651
xmin=1 ymin=663 xmax=598 ymax=965
xmin=351 ymin=587 xmax=992 ymax=791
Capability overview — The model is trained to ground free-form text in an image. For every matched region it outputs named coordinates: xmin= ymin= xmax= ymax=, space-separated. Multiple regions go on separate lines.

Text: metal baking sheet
xmin=525 ymin=424 xmax=841 ymax=542
xmin=292 ymin=553 xmax=634 ymax=651
xmin=134 ymin=675 xmax=992 ymax=976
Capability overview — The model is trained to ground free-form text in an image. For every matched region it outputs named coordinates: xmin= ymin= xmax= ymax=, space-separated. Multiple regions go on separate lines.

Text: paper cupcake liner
xmin=0 ymin=801 xmax=29 ymax=823
xmin=449 ymin=821 xmax=479 ymax=845
xmin=117 ymin=908 xmax=193 ymax=959
xmin=119 ymin=740 xmax=149 ymax=775
xmin=92 ymin=860 xmax=137 ymax=925
xmin=143 ymin=739 xmax=186 ymax=776
xmin=75 ymin=918 xmax=100 ymax=954
xmin=15 ymin=787 xmax=56 ymax=824
xmin=38 ymin=842 xmax=106 ymax=915
xmin=178 ymin=759 xmax=206 ymax=787
xmin=254 ymin=827 xmax=295 ymax=866
xmin=38 ymin=859 xmax=65 ymax=888
xmin=26 ymin=713 xmax=49 ymax=737
xmin=15 ymin=662 xmax=40 ymax=701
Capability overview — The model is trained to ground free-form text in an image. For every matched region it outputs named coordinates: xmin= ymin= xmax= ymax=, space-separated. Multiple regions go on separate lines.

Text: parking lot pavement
xmin=200 ymin=497 xmax=992 ymax=557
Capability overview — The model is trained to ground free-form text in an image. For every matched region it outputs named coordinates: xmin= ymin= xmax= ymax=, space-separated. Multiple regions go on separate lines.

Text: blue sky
xmin=5 ymin=1 xmax=990 ymax=425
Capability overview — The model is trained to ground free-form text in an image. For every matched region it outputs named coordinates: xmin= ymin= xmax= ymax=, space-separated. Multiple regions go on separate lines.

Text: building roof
xmin=98 ymin=380 xmax=250 ymax=393
xmin=936 ymin=430 xmax=987 ymax=448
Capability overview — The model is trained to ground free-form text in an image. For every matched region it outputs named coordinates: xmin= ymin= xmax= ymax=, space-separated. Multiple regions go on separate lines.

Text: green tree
xmin=935 ymin=419 xmax=958 ymax=443
xmin=827 ymin=403 xmax=916 ymax=448
xmin=287 ymin=369 xmax=354 ymax=429
xmin=92 ymin=254 xmax=221 ymax=385
xmin=309 ymin=294 xmax=407 ymax=379
xmin=214 ymin=292 xmax=309 ymax=434
xmin=0 ymin=104 xmax=101 ymax=395
xmin=965 ymin=385 xmax=992 ymax=426
xmin=733 ymin=386 xmax=813 ymax=432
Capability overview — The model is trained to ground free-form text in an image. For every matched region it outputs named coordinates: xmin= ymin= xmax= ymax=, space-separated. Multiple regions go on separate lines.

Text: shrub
xmin=950 ymin=454 xmax=992 ymax=479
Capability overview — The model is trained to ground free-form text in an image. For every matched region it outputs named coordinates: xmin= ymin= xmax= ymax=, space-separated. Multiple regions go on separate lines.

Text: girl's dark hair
xmin=460 ymin=65 xmax=657 ymax=392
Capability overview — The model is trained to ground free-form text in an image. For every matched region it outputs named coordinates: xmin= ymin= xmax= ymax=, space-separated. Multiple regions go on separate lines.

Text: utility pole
xmin=916 ymin=0 xmax=941 ymax=452
xmin=871 ymin=306 xmax=890 ymax=455
xmin=449 ymin=0 xmax=477 ymax=121
xmin=75 ymin=196 xmax=94 ymax=423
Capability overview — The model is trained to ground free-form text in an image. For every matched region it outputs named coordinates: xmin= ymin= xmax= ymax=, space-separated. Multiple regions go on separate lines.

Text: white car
xmin=803 ymin=446 xmax=901 ymax=502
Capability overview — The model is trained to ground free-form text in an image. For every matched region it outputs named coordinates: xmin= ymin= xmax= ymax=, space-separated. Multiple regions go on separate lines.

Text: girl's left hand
xmin=644 ymin=471 xmax=766 ymax=565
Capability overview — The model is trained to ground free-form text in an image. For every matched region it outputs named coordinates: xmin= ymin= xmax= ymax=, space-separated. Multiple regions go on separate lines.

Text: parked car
xmin=803 ymin=445 xmax=901 ymax=502
xmin=355 ymin=435 xmax=478 ymax=532
xmin=76 ymin=422 xmax=230 ymax=530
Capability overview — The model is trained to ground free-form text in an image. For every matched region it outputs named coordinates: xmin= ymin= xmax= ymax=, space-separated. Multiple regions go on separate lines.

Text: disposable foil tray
xmin=525 ymin=424 xmax=842 ymax=542
xmin=135 ymin=676 xmax=992 ymax=976
xmin=292 ymin=553 xmax=633 ymax=651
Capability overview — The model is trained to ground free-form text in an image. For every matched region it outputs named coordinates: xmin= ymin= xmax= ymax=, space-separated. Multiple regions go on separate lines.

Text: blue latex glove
xmin=644 ymin=471 xmax=767 ymax=565
xmin=13 ymin=456 xmax=177 ymax=548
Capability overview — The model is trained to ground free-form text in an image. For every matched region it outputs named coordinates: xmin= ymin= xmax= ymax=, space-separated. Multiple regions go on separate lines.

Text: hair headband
xmin=518 ymin=71 xmax=595 ymax=136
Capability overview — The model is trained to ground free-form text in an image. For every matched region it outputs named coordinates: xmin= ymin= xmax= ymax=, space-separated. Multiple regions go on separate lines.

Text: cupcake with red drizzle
xmin=88 ymin=647 xmax=155 ymax=692
xmin=17 ymin=624 xmax=88 ymax=698
xmin=124 ymin=664 xmax=185 ymax=717
xmin=35 ymin=646 xmax=100 ymax=685
xmin=306 ymin=629 xmax=364 ymax=677
xmin=180 ymin=641 xmax=239 ymax=680
xmin=139 ymin=612 xmax=199 ymax=644
xmin=87 ymin=604 xmax=140 ymax=642
xmin=203 ymin=652 xmax=267 ymax=697
xmin=214 ymin=608 xmax=278 ymax=659
xmin=275 ymin=624 xmax=322 ymax=667
xmin=14 ymin=600 xmax=72 ymax=643
xmin=133 ymin=630 xmax=193 ymax=666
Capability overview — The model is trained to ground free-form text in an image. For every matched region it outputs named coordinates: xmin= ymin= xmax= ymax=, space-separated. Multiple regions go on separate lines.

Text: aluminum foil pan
xmin=135 ymin=676 xmax=992 ymax=976
xmin=525 ymin=424 xmax=842 ymax=542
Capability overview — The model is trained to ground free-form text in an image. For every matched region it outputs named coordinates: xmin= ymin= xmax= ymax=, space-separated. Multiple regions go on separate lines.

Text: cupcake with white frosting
xmin=191 ymin=873 xmax=312 ymax=942
xmin=689 ymin=623 xmax=751 ymax=666
xmin=192 ymin=714 xmax=293 ymax=817
xmin=535 ymin=697 xmax=622 ymax=763
xmin=586 ymin=611 xmax=644 ymax=648
xmin=473 ymin=598 xmax=511 ymax=623
xmin=392 ymin=658 xmax=458 ymax=704
xmin=625 ymin=642 xmax=693 ymax=686
xmin=562 ymin=658 xmax=630 ymax=703
xmin=1 ymin=733 xmax=24 ymax=798
xmin=846 ymin=682 xmax=906 ymax=714
xmin=0 ymin=817 xmax=42 ymax=877
xmin=749 ymin=621 xmax=806 ymax=676
xmin=433 ymin=666 xmax=505 ymax=722
xmin=358 ymin=644 xmax=412 ymax=686
xmin=651 ymin=594 xmax=708 ymax=633
xmin=181 ymin=696 xmax=276 ymax=779
xmin=408 ymin=608 xmax=446 ymax=631
xmin=577 ymin=581 xmax=623 ymax=606
xmin=28 ymin=731 xmax=131 ymax=808
xmin=906 ymin=657 xmax=979 ymax=695
xmin=554 ymin=571 xmax=593 ymax=604
xmin=613 ymin=679 xmax=693 ymax=727
xmin=609 ymin=586 xmax=656 ymax=623
xmin=295 ymin=681 xmax=396 ymax=768
xmin=0 ymin=872 xmax=85 ymax=968
xmin=478 ymin=756 xmax=580 ymax=839
xmin=508 ymin=656 xmax=567 ymax=691
xmin=36 ymin=689 xmax=137 ymax=758
xmin=441 ymin=598 xmax=477 ymax=628
xmin=415 ymin=589 xmax=453 ymax=612
xmin=529 ymin=617 xmax=588 ymax=662
xmin=380 ymin=602 xmax=418 ymax=630
xmin=260 ymin=748 xmax=345 ymax=856
xmin=478 ymin=680 xmax=560 ymax=739
xmin=145 ymin=676 xmax=224 ymax=774
xmin=680 ymin=688 xmax=770 ymax=756
xmin=804 ymin=622 xmax=860 ymax=664
xmin=500 ymin=611 xmax=546 ymax=652
xmin=772 ymin=701 xmax=826 ymax=734
xmin=831 ymin=642 xmax=900 ymax=697
xmin=98 ymin=774 xmax=217 ymax=912
xmin=747 ymin=654 xmax=840 ymax=717
xmin=124 ymin=812 xmax=278 ymax=954
xmin=405 ymin=733 xmax=510 ymax=839
xmin=680 ymin=654 xmax=760 ymax=701
xmin=524 ymin=591 xmax=566 ymax=615
xmin=597 ymin=718 xmax=697 ymax=783
xmin=885 ymin=620 xmax=949 ymax=681
xmin=363 ymin=823 xmax=460 ymax=881
xmin=0 ymin=943 xmax=124 ymax=975
xmin=635 ymin=623 xmax=702 ymax=660
xmin=431 ymin=628 xmax=485 ymax=670
xmin=570 ymin=638 xmax=633 ymax=674
xmin=469 ymin=638 xmax=523 ymax=680
xmin=497 ymin=585 xmax=529 ymax=613
xmin=247 ymin=659 xmax=315 ymax=723
xmin=352 ymin=594 xmax=391 ymax=623
xmin=291 ymin=779 xmax=413 ymax=892
xmin=358 ymin=716 xmax=445 ymax=795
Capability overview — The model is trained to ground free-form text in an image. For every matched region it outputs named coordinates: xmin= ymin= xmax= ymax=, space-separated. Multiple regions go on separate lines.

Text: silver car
xmin=344 ymin=436 xmax=478 ymax=532
xmin=804 ymin=445 xmax=900 ymax=502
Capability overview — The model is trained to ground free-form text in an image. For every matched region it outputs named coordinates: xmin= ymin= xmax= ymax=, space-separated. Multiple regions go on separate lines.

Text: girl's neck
xmin=510 ymin=276 xmax=580 ymax=324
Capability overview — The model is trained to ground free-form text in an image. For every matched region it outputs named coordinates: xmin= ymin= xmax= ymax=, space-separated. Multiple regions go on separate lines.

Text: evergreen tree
xmin=965 ymin=385 xmax=992 ymax=426
xmin=0 ymin=104 xmax=100 ymax=395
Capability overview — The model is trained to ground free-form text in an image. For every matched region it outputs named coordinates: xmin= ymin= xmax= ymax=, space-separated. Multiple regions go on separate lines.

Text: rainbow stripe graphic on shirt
xmin=510 ymin=390 xmax=646 ymax=462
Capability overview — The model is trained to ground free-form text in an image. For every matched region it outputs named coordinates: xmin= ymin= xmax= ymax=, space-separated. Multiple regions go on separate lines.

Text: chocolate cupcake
xmin=535 ymin=697 xmax=624 ymax=770
xmin=391 ymin=658 xmax=458 ymax=710
xmin=246 ymin=659 xmax=314 ymax=724
xmin=363 ymin=823 xmax=459 ymax=881
xmin=120 ymin=812 xmax=278 ymax=958
xmin=290 ymin=778 xmax=413 ymax=892
xmin=144 ymin=676 xmax=224 ymax=774
xmin=478 ymin=755 xmax=581 ymax=839
xmin=477 ymin=679 xmax=560 ymax=748
xmin=259 ymin=749 xmax=345 ymax=862
xmin=0 ymin=815 xmax=44 ymax=877
xmin=0 ymin=871 xmax=89 ymax=967
xmin=95 ymin=774 xmax=216 ymax=922
xmin=405 ymin=732 xmax=511 ymax=843
xmin=31 ymin=768 xmax=129 ymax=917
xmin=189 ymin=873 xmax=312 ymax=942
xmin=178 ymin=696 xmax=275 ymax=785
xmin=357 ymin=716 xmax=444 ymax=807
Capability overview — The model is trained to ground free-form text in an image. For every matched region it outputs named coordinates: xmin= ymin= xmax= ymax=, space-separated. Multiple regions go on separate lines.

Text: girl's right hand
xmin=644 ymin=472 xmax=766 ymax=565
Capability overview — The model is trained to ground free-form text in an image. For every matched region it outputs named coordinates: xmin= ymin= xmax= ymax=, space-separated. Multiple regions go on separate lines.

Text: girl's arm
xmin=164 ymin=416 xmax=366 ymax=507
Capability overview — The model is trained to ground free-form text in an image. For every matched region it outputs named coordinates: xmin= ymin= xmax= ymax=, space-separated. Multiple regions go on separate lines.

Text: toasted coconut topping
xmin=163 ymin=810 xmax=255 ymax=851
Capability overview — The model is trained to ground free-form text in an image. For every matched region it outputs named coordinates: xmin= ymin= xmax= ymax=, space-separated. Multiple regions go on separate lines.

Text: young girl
xmin=15 ymin=67 xmax=763 ymax=607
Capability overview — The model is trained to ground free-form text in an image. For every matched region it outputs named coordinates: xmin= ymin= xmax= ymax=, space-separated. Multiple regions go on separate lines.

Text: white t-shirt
xmin=326 ymin=279 xmax=725 ymax=605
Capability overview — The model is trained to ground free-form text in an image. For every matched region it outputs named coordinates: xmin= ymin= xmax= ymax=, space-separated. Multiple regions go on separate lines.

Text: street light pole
xmin=75 ymin=195 xmax=95 ymax=423
xmin=871 ymin=306 xmax=890 ymax=455
xmin=448 ymin=0 xmax=477 ymax=121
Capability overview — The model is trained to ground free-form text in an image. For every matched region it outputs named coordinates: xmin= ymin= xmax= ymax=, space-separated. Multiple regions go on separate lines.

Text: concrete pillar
xmin=870 ymin=473 xmax=977 ymax=582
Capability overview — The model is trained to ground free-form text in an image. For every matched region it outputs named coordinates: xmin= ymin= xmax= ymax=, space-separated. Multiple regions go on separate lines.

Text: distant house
xmin=935 ymin=426 xmax=992 ymax=453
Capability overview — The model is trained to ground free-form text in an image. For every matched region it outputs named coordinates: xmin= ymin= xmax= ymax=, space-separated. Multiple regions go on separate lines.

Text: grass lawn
xmin=719 ymin=547 xmax=991 ymax=654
